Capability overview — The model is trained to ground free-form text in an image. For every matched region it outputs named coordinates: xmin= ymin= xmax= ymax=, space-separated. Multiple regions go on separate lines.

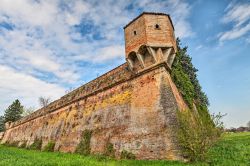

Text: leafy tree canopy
xmin=171 ymin=38 xmax=209 ymax=108
xmin=4 ymin=99 xmax=23 ymax=123
xmin=38 ymin=97 xmax=51 ymax=108
xmin=247 ymin=121 xmax=250 ymax=128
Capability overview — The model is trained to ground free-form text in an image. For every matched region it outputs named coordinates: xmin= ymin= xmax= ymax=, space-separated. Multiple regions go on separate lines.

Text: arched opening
xmin=138 ymin=45 xmax=155 ymax=67
xmin=127 ymin=51 xmax=142 ymax=71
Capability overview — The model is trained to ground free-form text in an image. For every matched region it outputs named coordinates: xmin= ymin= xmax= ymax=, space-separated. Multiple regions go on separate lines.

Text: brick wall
xmin=1 ymin=64 xmax=187 ymax=160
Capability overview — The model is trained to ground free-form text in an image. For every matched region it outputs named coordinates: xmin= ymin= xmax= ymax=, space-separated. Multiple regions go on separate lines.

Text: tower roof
xmin=123 ymin=12 xmax=174 ymax=30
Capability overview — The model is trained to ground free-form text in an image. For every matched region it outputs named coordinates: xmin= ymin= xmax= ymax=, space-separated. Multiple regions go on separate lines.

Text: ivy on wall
xmin=171 ymin=38 xmax=209 ymax=109
xmin=172 ymin=39 xmax=224 ymax=161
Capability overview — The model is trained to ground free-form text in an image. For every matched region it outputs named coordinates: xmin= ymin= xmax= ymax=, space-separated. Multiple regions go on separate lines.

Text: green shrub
xmin=29 ymin=138 xmax=42 ymax=150
xmin=105 ymin=143 xmax=115 ymax=158
xmin=75 ymin=130 xmax=92 ymax=155
xmin=19 ymin=141 xmax=27 ymax=148
xmin=43 ymin=141 xmax=55 ymax=152
xmin=177 ymin=107 xmax=224 ymax=162
xmin=120 ymin=150 xmax=136 ymax=160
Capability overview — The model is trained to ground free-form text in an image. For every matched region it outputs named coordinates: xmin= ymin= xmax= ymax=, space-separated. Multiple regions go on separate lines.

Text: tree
xmin=0 ymin=116 xmax=5 ymax=132
xmin=65 ymin=87 xmax=75 ymax=94
xmin=4 ymin=99 xmax=23 ymax=123
xmin=177 ymin=108 xmax=225 ymax=161
xmin=247 ymin=121 xmax=250 ymax=129
xmin=38 ymin=97 xmax=51 ymax=107
xmin=171 ymin=38 xmax=209 ymax=108
xmin=22 ymin=107 xmax=35 ymax=117
xmin=172 ymin=39 xmax=222 ymax=161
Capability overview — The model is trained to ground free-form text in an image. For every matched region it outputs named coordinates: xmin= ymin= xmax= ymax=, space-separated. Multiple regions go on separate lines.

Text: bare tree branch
xmin=38 ymin=97 xmax=51 ymax=107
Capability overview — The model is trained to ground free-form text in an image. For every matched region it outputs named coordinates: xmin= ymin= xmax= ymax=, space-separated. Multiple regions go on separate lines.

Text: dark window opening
xmin=155 ymin=24 xmax=160 ymax=29
xmin=134 ymin=31 xmax=137 ymax=35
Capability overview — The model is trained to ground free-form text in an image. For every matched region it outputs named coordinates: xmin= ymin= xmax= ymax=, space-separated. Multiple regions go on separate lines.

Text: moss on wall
xmin=75 ymin=130 xmax=92 ymax=155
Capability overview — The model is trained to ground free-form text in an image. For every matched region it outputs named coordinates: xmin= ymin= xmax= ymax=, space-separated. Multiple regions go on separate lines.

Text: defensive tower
xmin=124 ymin=12 xmax=177 ymax=72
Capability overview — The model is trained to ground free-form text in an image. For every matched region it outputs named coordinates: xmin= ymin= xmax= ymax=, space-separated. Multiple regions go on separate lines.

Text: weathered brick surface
xmin=1 ymin=65 xmax=187 ymax=160
xmin=144 ymin=14 xmax=177 ymax=51
xmin=8 ymin=63 xmax=132 ymax=129
xmin=1 ymin=13 xmax=188 ymax=160
xmin=125 ymin=13 xmax=177 ymax=58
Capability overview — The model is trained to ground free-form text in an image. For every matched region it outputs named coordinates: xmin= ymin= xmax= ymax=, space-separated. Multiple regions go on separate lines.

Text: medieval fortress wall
xmin=0 ymin=12 xmax=187 ymax=160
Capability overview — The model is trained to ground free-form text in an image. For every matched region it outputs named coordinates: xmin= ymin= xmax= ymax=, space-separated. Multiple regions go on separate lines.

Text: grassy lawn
xmin=0 ymin=132 xmax=249 ymax=166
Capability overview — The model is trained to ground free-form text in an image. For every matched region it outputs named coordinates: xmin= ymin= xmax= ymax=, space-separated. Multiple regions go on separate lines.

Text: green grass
xmin=0 ymin=132 xmax=249 ymax=166
xmin=206 ymin=132 xmax=250 ymax=166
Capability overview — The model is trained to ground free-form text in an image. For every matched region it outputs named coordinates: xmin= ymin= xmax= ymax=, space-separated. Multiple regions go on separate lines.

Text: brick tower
xmin=124 ymin=12 xmax=177 ymax=72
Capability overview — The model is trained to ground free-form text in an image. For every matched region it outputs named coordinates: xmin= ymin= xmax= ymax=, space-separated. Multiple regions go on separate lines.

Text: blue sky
xmin=0 ymin=0 xmax=249 ymax=128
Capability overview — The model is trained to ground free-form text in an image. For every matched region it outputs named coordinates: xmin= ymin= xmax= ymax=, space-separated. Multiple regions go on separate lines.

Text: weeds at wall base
xmin=28 ymin=138 xmax=42 ymax=150
xmin=43 ymin=141 xmax=55 ymax=152
xmin=120 ymin=150 xmax=136 ymax=159
xmin=75 ymin=129 xmax=92 ymax=155
xmin=176 ymin=107 xmax=224 ymax=162
xmin=105 ymin=143 xmax=115 ymax=158
xmin=19 ymin=141 xmax=27 ymax=148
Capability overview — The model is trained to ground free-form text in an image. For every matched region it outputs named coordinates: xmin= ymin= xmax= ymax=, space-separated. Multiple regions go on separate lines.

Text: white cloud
xmin=166 ymin=0 xmax=194 ymax=38
xmin=0 ymin=0 xmax=58 ymax=27
xmin=222 ymin=2 xmax=250 ymax=27
xmin=220 ymin=23 xmax=250 ymax=41
xmin=134 ymin=0 xmax=193 ymax=38
xmin=99 ymin=45 xmax=124 ymax=61
xmin=0 ymin=28 xmax=79 ymax=83
xmin=195 ymin=45 xmax=203 ymax=51
xmin=0 ymin=0 xmax=193 ymax=78
xmin=219 ymin=2 xmax=250 ymax=42
xmin=0 ymin=0 xmax=193 ymax=111
xmin=75 ymin=45 xmax=124 ymax=62
xmin=0 ymin=0 xmax=82 ymax=83
xmin=0 ymin=65 xmax=65 ymax=114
